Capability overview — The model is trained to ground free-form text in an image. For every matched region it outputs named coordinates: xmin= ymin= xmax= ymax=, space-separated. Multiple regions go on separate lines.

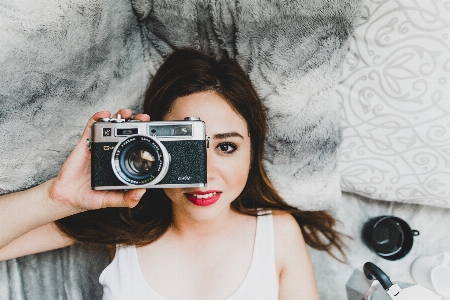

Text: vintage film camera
xmin=89 ymin=115 xmax=208 ymax=190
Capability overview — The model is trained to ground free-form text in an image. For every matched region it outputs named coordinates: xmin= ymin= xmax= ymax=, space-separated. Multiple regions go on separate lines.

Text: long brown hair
xmin=56 ymin=49 xmax=347 ymax=260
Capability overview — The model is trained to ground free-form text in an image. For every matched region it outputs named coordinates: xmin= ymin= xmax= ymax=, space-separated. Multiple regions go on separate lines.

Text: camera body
xmin=90 ymin=115 xmax=208 ymax=190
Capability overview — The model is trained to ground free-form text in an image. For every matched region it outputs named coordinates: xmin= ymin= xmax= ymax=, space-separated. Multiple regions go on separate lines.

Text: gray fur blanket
xmin=0 ymin=0 xmax=362 ymax=299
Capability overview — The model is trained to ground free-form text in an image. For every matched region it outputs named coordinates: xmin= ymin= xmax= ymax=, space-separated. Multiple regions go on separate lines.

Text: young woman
xmin=0 ymin=49 xmax=345 ymax=299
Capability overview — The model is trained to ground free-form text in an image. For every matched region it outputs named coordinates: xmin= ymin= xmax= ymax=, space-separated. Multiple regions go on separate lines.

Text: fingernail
xmin=132 ymin=189 xmax=146 ymax=200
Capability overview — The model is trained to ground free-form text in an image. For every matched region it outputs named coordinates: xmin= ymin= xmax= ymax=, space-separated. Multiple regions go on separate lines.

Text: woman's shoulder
xmin=257 ymin=210 xmax=301 ymax=236
xmin=270 ymin=211 xmax=319 ymax=298
xmin=271 ymin=211 xmax=303 ymax=238
xmin=270 ymin=211 xmax=307 ymax=260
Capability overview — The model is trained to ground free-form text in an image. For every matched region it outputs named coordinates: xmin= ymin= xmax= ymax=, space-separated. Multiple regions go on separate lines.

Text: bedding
xmin=0 ymin=0 xmax=147 ymax=195
xmin=0 ymin=244 xmax=109 ymax=300
xmin=310 ymin=191 xmax=450 ymax=300
xmin=336 ymin=0 xmax=450 ymax=208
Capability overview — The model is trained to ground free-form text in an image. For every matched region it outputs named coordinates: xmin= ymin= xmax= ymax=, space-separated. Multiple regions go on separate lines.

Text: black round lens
xmin=127 ymin=148 xmax=156 ymax=175
xmin=113 ymin=136 xmax=168 ymax=186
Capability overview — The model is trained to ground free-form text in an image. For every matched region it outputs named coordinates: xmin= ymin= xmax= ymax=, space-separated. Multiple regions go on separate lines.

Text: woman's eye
xmin=216 ymin=142 xmax=237 ymax=154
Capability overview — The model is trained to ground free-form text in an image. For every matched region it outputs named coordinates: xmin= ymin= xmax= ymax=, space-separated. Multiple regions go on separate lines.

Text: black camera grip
xmin=363 ymin=262 xmax=393 ymax=291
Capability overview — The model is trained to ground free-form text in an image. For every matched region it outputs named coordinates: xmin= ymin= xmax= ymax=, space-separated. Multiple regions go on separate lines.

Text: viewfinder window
xmin=116 ymin=128 xmax=138 ymax=136
xmin=148 ymin=125 xmax=192 ymax=137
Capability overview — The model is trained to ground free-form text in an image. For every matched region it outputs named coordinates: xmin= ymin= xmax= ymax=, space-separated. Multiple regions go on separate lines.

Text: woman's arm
xmin=0 ymin=221 xmax=74 ymax=261
xmin=0 ymin=179 xmax=74 ymax=251
xmin=0 ymin=109 xmax=149 ymax=261
xmin=273 ymin=212 xmax=320 ymax=300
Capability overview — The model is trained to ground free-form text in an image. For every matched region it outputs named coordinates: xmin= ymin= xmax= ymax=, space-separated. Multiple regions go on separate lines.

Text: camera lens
xmin=127 ymin=148 xmax=156 ymax=175
xmin=112 ymin=136 xmax=169 ymax=186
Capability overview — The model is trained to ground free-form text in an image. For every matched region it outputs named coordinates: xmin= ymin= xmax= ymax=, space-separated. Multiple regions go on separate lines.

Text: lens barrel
xmin=112 ymin=135 xmax=169 ymax=186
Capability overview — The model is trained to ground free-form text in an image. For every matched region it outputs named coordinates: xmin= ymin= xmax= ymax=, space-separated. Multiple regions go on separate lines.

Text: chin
xmin=178 ymin=201 xmax=233 ymax=222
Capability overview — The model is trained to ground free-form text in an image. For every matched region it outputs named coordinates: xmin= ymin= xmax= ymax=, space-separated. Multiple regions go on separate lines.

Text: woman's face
xmin=163 ymin=91 xmax=251 ymax=222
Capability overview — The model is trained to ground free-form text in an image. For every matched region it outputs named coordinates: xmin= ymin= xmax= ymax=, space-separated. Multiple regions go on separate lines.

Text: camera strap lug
xmin=86 ymin=138 xmax=92 ymax=150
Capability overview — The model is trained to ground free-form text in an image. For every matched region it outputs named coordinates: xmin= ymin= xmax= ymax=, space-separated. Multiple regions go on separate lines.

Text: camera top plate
xmin=99 ymin=114 xmax=126 ymax=123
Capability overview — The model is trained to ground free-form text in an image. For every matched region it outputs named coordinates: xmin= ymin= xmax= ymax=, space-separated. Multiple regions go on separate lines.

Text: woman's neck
xmin=169 ymin=205 xmax=242 ymax=239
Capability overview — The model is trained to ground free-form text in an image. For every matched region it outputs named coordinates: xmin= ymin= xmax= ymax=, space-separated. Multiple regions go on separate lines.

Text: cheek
xmin=224 ymin=154 xmax=251 ymax=187
xmin=163 ymin=188 xmax=183 ymax=203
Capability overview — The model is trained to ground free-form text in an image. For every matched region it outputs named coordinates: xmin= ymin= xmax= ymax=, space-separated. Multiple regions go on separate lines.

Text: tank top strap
xmin=254 ymin=210 xmax=275 ymax=259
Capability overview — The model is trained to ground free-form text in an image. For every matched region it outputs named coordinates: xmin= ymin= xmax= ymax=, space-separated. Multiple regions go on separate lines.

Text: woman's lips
xmin=185 ymin=191 xmax=222 ymax=206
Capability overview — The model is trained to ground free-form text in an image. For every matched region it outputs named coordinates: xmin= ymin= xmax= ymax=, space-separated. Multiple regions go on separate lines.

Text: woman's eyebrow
xmin=213 ymin=132 xmax=244 ymax=139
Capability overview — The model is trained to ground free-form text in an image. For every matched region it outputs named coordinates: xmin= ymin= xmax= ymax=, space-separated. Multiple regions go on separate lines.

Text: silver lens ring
xmin=111 ymin=135 xmax=170 ymax=186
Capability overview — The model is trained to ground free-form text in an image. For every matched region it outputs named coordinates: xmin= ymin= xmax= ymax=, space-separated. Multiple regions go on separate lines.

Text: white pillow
xmin=337 ymin=0 xmax=450 ymax=208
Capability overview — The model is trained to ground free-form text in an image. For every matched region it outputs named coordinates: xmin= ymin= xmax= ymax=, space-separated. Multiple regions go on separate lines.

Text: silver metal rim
xmin=111 ymin=135 xmax=170 ymax=187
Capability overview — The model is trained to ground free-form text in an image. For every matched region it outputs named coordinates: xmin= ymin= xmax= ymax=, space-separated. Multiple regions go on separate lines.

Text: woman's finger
xmin=101 ymin=189 xmax=146 ymax=208
xmin=134 ymin=113 xmax=150 ymax=122
xmin=79 ymin=111 xmax=110 ymax=142
xmin=111 ymin=108 xmax=132 ymax=120
xmin=123 ymin=189 xmax=147 ymax=208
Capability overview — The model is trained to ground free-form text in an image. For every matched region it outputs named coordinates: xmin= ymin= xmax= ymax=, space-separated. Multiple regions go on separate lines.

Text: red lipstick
xmin=185 ymin=190 xmax=222 ymax=206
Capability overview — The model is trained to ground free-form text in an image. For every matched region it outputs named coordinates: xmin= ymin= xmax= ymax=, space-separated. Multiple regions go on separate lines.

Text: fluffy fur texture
xmin=0 ymin=0 xmax=148 ymax=195
xmin=0 ymin=244 xmax=109 ymax=300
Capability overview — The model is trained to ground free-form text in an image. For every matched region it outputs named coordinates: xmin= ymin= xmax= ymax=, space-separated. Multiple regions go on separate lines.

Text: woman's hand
xmin=48 ymin=109 xmax=150 ymax=212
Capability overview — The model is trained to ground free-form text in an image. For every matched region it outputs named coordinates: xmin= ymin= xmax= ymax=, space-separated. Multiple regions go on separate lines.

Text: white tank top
xmin=99 ymin=213 xmax=278 ymax=300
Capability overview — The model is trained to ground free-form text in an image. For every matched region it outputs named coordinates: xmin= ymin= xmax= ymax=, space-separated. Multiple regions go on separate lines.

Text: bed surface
xmin=312 ymin=192 xmax=450 ymax=300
